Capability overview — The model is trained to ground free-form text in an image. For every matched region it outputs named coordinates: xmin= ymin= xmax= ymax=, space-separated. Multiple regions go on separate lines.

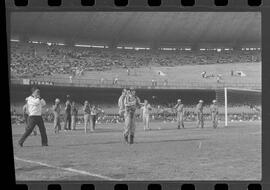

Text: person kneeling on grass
xmin=18 ymin=87 xmax=48 ymax=147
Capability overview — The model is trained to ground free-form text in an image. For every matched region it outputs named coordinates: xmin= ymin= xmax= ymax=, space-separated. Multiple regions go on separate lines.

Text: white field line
xmin=14 ymin=156 xmax=119 ymax=181
xmin=248 ymin=132 xmax=261 ymax=135
xmin=199 ymin=158 xmax=244 ymax=166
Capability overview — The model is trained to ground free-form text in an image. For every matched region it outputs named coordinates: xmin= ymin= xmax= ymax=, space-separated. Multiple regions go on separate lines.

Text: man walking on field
xmin=174 ymin=99 xmax=184 ymax=129
xmin=23 ymin=100 xmax=37 ymax=135
xmin=196 ymin=100 xmax=204 ymax=128
xmin=141 ymin=100 xmax=152 ymax=131
xmin=123 ymin=88 xmax=141 ymax=144
xmin=18 ymin=87 xmax=48 ymax=147
xmin=210 ymin=99 xmax=219 ymax=128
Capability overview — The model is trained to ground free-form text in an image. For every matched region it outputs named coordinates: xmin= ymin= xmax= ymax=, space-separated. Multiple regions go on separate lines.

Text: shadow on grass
xmin=64 ymin=137 xmax=206 ymax=147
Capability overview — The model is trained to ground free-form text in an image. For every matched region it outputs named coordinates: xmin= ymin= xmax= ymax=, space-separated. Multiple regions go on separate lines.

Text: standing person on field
xmin=123 ymin=88 xmax=141 ymax=144
xmin=18 ymin=87 xmax=48 ymax=147
xmin=118 ymin=89 xmax=127 ymax=117
xmin=210 ymin=100 xmax=219 ymax=128
xmin=141 ymin=100 xmax=152 ymax=131
xmin=23 ymin=100 xmax=37 ymax=135
xmin=53 ymin=98 xmax=61 ymax=134
xmin=83 ymin=100 xmax=91 ymax=133
xmin=174 ymin=99 xmax=185 ymax=129
xmin=90 ymin=105 xmax=99 ymax=131
xmin=71 ymin=101 xmax=78 ymax=130
xmin=64 ymin=96 xmax=72 ymax=131
xmin=196 ymin=100 xmax=204 ymax=128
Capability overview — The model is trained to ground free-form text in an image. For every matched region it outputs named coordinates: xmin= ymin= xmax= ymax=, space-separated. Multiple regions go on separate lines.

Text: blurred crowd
xmin=11 ymin=42 xmax=261 ymax=77
xmin=10 ymin=103 xmax=261 ymax=125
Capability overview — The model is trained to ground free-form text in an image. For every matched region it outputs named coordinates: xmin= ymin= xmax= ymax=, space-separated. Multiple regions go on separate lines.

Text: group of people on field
xmin=18 ymin=86 xmax=219 ymax=147
xmin=52 ymin=97 xmax=102 ymax=134
xmin=174 ymin=99 xmax=219 ymax=129
xmin=118 ymin=88 xmax=220 ymax=144
xmin=52 ymin=96 xmax=79 ymax=134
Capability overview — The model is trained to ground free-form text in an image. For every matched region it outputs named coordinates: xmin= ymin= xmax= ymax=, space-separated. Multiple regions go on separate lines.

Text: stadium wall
xmin=10 ymin=84 xmax=216 ymax=106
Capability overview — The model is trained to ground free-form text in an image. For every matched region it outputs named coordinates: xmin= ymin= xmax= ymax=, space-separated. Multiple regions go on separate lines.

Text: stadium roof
xmin=10 ymin=12 xmax=261 ymax=47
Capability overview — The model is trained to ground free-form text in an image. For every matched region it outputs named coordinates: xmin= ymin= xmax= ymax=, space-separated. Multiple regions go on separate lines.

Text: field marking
xmin=248 ymin=132 xmax=261 ymax=135
xmin=199 ymin=158 xmax=243 ymax=166
xmin=14 ymin=156 xmax=118 ymax=181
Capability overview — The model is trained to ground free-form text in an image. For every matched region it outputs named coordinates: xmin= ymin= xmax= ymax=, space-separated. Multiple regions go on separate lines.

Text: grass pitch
xmin=12 ymin=120 xmax=261 ymax=181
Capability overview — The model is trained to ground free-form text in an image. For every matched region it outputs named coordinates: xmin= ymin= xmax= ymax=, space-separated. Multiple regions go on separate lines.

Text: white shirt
xmin=26 ymin=96 xmax=46 ymax=116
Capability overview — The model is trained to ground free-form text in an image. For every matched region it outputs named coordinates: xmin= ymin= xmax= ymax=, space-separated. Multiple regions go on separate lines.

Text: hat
xmin=212 ymin=100 xmax=217 ymax=103
xmin=177 ymin=99 xmax=181 ymax=102
xmin=199 ymin=100 xmax=204 ymax=103
xmin=55 ymin=98 xmax=60 ymax=103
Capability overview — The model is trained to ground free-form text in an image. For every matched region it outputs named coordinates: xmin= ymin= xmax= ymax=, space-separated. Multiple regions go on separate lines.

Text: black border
xmin=5 ymin=0 xmax=269 ymax=189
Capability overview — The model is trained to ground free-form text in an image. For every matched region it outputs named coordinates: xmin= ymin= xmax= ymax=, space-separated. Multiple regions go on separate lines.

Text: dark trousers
xmin=18 ymin=116 xmax=48 ymax=146
xmin=64 ymin=114 xmax=71 ymax=130
xmin=23 ymin=114 xmax=29 ymax=130
xmin=24 ymin=114 xmax=37 ymax=135
xmin=90 ymin=115 xmax=96 ymax=131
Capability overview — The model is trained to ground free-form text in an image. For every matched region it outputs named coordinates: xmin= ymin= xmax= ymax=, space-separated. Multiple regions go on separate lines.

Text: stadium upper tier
xmin=10 ymin=42 xmax=261 ymax=78
xmin=11 ymin=12 xmax=260 ymax=45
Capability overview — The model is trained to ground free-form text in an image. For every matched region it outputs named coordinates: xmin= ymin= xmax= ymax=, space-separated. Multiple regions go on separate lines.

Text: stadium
xmin=10 ymin=12 xmax=261 ymax=181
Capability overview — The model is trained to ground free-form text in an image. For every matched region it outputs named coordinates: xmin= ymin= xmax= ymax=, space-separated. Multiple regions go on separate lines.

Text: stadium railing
xmin=10 ymin=77 xmax=261 ymax=90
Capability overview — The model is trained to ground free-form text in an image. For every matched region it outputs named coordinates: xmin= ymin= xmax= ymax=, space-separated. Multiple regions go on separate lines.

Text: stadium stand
xmin=10 ymin=42 xmax=261 ymax=78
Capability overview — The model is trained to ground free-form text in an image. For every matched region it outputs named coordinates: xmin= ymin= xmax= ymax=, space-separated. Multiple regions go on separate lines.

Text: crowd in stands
xmin=11 ymin=42 xmax=261 ymax=77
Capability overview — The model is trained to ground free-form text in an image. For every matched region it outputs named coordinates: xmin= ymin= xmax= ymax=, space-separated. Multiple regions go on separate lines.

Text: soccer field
xmin=12 ymin=121 xmax=261 ymax=181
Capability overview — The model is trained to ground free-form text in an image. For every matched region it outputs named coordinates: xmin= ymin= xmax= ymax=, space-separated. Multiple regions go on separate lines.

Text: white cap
xmin=199 ymin=100 xmax=203 ymax=103
xmin=55 ymin=98 xmax=60 ymax=103
xmin=177 ymin=99 xmax=181 ymax=102
xmin=212 ymin=100 xmax=217 ymax=103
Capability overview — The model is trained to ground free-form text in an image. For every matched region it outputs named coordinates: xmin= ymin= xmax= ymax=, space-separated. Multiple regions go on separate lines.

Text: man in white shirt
xmin=18 ymin=87 xmax=48 ymax=147
xmin=141 ymin=100 xmax=152 ymax=131
xmin=23 ymin=100 xmax=37 ymax=136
